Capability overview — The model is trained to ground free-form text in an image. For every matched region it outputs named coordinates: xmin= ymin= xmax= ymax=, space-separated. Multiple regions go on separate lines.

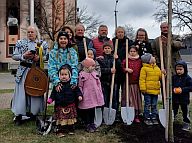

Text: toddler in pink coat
xmin=78 ymin=58 xmax=104 ymax=132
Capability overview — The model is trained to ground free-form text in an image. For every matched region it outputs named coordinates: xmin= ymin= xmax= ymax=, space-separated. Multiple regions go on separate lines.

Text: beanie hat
xmin=82 ymin=58 xmax=96 ymax=68
xmin=57 ymin=31 xmax=69 ymax=41
xmin=58 ymin=64 xmax=72 ymax=78
xmin=141 ymin=53 xmax=152 ymax=64
xmin=87 ymin=48 xmax=97 ymax=60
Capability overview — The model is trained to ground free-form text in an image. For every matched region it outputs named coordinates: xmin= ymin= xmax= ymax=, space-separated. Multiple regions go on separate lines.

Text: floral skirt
xmin=54 ymin=103 xmax=77 ymax=126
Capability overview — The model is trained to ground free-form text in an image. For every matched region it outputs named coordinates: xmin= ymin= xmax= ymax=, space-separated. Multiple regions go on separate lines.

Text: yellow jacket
xmin=139 ymin=63 xmax=162 ymax=95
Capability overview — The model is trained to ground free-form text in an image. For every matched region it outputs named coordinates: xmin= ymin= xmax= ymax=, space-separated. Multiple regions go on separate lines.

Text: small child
xmin=78 ymin=58 xmax=104 ymax=132
xmin=172 ymin=60 xmax=192 ymax=131
xmin=97 ymin=43 xmax=121 ymax=111
xmin=139 ymin=53 xmax=162 ymax=125
xmin=47 ymin=64 xmax=83 ymax=137
xmin=78 ymin=48 xmax=101 ymax=77
xmin=122 ymin=45 xmax=142 ymax=123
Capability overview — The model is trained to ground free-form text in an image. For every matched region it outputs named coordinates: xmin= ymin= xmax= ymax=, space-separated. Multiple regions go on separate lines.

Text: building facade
xmin=0 ymin=0 xmax=77 ymax=70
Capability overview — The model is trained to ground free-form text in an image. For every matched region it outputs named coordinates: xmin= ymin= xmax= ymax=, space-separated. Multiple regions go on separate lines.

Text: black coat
xmin=172 ymin=61 xmax=192 ymax=104
xmin=50 ymin=81 xmax=82 ymax=107
xmin=97 ymin=54 xmax=121 ymax=85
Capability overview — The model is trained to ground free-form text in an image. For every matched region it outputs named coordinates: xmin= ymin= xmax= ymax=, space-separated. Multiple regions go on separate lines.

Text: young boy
xmin=139 ymin=53 xmax=162 ymax=125
xmin=97 ymin=43 xmax=121 ymax=113
xmin=172 ymin=60 xmax=192 ymax=131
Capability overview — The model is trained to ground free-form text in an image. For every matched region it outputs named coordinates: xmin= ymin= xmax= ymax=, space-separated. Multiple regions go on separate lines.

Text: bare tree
xmin=153 ymin=0 xmax=192 ymax=32
xmin=124 ymin=24 xmax=135 ymax=40
xmin=77 ymin=6 xmax=102 ymax=38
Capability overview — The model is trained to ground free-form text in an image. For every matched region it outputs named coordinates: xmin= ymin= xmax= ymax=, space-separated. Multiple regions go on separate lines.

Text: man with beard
xmin=151 ymin=22 xmax=184 ymax=73
xmin=92 ymin=25 xmax=113 ymax=57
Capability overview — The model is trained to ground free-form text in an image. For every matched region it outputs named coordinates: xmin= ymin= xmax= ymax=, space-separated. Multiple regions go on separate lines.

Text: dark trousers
xmin=79 ymin=108 xmax=95 ymax=125
xmin=102 ymin=82 xmax=118 ymax=110
xmin=173 ymin=102 xmax=190 ymax=123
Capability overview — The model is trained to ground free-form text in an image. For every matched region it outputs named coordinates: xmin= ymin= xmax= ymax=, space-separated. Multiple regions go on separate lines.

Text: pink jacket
xmin=78 ymin=71 xmax=104 ymax=109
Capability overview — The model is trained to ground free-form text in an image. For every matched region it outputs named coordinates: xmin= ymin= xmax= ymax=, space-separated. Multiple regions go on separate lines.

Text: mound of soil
xmin=117 ymin=122 xmax=192 ymax=143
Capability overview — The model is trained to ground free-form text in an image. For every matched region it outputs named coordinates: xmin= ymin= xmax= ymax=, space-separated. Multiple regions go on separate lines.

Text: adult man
xmin=92 ymin=25 xmax=113 ymax=57
xmin=152 ymin=22 xmax=184 ymax=73
xmin=74 ymin=23 xmax=93 ymax=61
xmin=11 ymin=25 xmax=48 ymax=125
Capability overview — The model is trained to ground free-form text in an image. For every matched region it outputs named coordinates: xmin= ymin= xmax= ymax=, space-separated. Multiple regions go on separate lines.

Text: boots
xmin=14 ymin=115 xmax=22 ymax=126
xmin=182 ymin=122 xmax=191 ymax=131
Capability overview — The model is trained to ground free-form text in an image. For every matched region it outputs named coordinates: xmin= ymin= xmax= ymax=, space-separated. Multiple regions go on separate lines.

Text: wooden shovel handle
xmin=109 ymin=39 xmax=118 ymax=108
xmin=83 ymin=38 xmax=88 ymax=58
xmin=125 ymin=39 xmax=129 ymax=107
xmin=159 ymin=37 xmax=166 ymax=108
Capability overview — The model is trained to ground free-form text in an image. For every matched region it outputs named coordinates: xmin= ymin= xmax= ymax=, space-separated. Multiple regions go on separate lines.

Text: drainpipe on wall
xmin=29 ymin=0 xmax=34 ymax=25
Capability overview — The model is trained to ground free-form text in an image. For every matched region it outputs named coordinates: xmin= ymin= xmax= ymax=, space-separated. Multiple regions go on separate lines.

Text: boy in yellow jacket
xmin=139 ymin=53 xmax=162 ymax=125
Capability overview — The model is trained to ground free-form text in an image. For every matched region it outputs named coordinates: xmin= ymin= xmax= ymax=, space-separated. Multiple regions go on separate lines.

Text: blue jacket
xmin=172 ymin=61 xmax=192 ymax=104
xmin=48 ymin=43 xmax=78 ymax=86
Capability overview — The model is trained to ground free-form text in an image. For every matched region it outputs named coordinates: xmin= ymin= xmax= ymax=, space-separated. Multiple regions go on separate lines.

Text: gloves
xmin=47 ymin=98 xmax=53 ymax=104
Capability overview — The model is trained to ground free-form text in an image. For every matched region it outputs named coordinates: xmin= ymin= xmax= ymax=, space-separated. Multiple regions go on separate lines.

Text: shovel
xmin=36 ymin=78 xmax=54 ymax=135
xmin=159 ymin=37 xmax=167 ymax=127
xmin=103 ymin=39 xmax=118 ymax=125
xmin=83 ymin=38 xmax=103 ymax=127
xmin=121 ymin=39 xmax=135 ymax=125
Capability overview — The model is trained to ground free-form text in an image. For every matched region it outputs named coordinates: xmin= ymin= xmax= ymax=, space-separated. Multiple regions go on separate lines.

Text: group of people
xmin=11 ymin=21 xmax=192 ymax=137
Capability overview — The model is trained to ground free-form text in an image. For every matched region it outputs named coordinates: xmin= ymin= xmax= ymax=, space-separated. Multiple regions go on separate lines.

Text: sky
xmin=77 ymin=0 xmax=160 ymax=39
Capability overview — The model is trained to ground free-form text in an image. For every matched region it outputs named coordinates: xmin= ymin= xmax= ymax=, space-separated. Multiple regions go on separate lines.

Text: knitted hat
xmin=57 ymin=31 xmax=69 ymax=41
xmin=141 ymin=53 xmax=152 ymax=63
xmin=82 ymin=58 xmax=96 ymax=68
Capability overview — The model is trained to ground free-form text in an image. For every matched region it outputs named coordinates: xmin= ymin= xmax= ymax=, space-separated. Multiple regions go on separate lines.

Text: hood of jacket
xmin=175 ymin=60 xmax=188 ymax=76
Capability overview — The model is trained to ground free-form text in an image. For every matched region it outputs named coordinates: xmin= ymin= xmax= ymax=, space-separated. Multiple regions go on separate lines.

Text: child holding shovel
xmin=139 ymin=53 xmax=162 ymax=125
xmin=78 ymin=58 xmax=104 ymax=132
xmin=97 ymin=43 xmax=121 ymax=113
xmin=172 ymin=60 xmax=192 ymax=131
xmin=121 ymin=45 xmax=142 ymax=123
xmin=47 ymin=64 xmax=83 ymax=137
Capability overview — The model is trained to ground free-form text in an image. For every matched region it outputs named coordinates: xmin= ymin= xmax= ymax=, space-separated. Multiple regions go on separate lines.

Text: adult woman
xmin=134 ymin=28 xmax=153 ymax=57
xmin=11 ymin=25 xmax=48 ymax=125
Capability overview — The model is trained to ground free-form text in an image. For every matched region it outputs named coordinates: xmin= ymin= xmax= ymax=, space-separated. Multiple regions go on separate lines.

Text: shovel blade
xmin=159 ymin=109 xmax=166 ymax=128
xmin=103 ymin=107 xmax=116 ymax=125
xmin=159 ymin=109 xmax=174 ymax=128
xmin=121 ymin=107 xmax=135 ymax=125
xmin=94 ymin=108 xmax=103 ymax=128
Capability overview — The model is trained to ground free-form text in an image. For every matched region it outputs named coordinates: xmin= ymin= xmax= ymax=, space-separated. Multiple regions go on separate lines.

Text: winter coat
xmin=139 ymin=63 xmax=162 ymax=95
xmin=50 ymin=81 xmax=82 ymax=107
xmin=78 ymin=70 xmax=104 ymax=109
xmin=133 ymin=40 xmax=153 ymax=57
xmin=97 ymin=54 xmax=121 ymax=85
xmin=151 ymin=35 xmax=183 ymax=73
xmin=172 ymin=61 xmax=192 ymax=104
xmin=75 ymin=36 xmax=94 ymax=62
xmin=122 ymin=55 xmax=142 ymax=84
xmin=48 ymin=43 xmax=78 ymax=86
xmin=13 ymin=39 xmax=48 ymax=83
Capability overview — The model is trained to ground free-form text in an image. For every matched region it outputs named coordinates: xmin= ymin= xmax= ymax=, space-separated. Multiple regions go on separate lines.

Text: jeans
xmin=143 ymin=94 xmax=158 ymax=119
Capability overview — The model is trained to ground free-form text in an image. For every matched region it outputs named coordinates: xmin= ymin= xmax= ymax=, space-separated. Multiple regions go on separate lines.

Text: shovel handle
xmin=83 ymin=38 xmax=88 ymax=58
xmin=125 ymin=39 xmax=129 ymax=107
xmin=109 ymin=39 xmax=118 ymax=108
xmin=159 ymin=37 xmax=166 ymax=108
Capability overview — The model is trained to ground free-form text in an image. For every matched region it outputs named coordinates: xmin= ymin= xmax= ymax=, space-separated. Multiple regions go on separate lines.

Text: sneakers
xmin=57 ymin=132 xmax=65 ymax=138
xmin=14 ymin=115 xmax=22 ymax=126
xmin=151 ymin=118 xmax=159 ymax=125
xmin=144 ymin=118 xmax=153 ymax=125
xmin=182 ymin=122 xmax=191 ymax=132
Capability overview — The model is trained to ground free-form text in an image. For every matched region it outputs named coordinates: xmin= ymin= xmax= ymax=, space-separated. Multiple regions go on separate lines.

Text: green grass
xmin=0 ymin=108 xmax=121 ymax=143
xmin=0 ymin=89 xmax=14 ymax=94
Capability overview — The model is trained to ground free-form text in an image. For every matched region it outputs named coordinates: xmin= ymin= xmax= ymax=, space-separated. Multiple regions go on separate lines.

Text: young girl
xmin=78 ymin=58 xmax=104 ymax=132
xmin=47 ymin=64 xmax=83 ymax=137
xmin=121 ymin=45 xmax=142 ymax=123
xmin=139 ymin=53 xmax=162 ymax=125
